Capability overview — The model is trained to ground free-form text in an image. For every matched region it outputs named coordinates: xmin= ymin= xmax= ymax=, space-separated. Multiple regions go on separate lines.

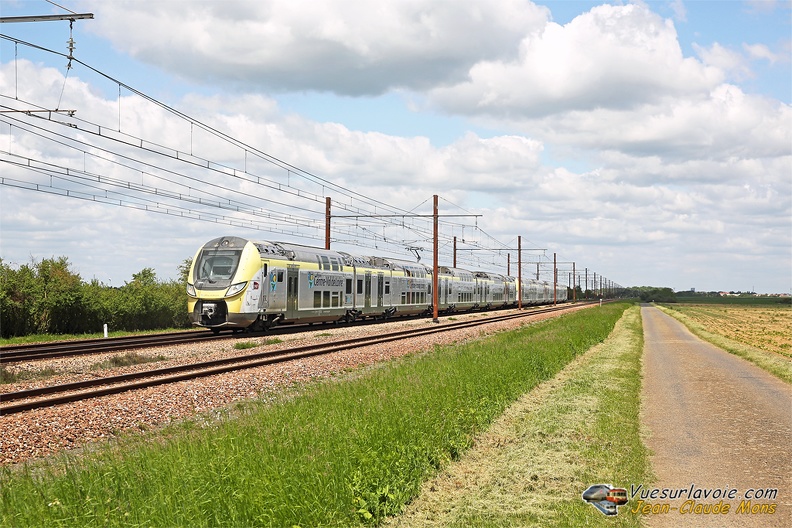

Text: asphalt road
xmin=640 ymin=305 xmax=791 ymax=527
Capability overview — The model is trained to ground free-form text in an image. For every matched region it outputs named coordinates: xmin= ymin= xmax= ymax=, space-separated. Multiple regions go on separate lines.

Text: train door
xmin=377 ymin=273 xmax=384 ymax=308
xmin=286 ymin=265 xmax=299 ymax=318
xmin=345 ymin=277 xmax=354 ymax=308
xmin=371 ymin=274 xmax=380 ymax=308
xmin=442 ymin=277 xmax=449 ymax=305
xmin=364 ymin=271 xmax=372 ymax=309
xmin=242 ymin=265 xmax=266 ymax=313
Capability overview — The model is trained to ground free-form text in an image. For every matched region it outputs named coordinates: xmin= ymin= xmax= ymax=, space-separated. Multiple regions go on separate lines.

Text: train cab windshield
xmin=194 ymin=249 xmax=242 ymax=285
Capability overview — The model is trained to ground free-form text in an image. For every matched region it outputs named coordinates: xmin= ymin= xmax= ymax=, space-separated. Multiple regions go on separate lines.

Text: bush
xmin=0 ymin=258 xmax=190 ymax=338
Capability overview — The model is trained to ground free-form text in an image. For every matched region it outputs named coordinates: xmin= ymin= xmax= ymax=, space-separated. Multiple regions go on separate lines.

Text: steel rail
xmin=0 ymin=304 xmax=585 ymax=414
xmin=0 ymin=330 xmax=220 ymax=364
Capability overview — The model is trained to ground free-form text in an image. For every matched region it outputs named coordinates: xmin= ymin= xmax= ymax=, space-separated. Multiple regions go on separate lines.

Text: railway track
xmin=0 ymin=330 xmax=221 ymax=364
xmin=0 ymin=318 xmax=398 ymax=364
xmin=0 ymin=303 xmax=581 ymax=364
xmin=0 ymin=303 xmax=585 ymax=415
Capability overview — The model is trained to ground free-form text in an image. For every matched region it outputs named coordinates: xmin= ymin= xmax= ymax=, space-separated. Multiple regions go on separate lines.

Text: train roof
xmin=202 ymin=238 xmax=559 ymax=283
xmin=438 ymin=266 xmax=475 ymax=278
xmin=473 ymin=271 xmax=509 ymax=281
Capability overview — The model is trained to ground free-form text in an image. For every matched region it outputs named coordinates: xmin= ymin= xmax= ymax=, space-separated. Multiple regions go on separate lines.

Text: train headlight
xmin=186 ymin=283 xmax=196 ymax=297
xmin=226 ymin=282 xmax=247 ymax=297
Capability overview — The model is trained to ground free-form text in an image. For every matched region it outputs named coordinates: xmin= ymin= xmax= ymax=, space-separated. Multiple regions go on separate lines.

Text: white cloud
xmin=83 ymin=0 xmax=549 ymax=95
xmin=693 ymin=42 xmax=752 ymax=81
xmin=743 ymin=42 xmax=779 ymax=64
xmin=668 ymin=0 xmax=687 ymax=22
xmin=743 ymin=0 xmax=788 ymax=14
xmin=429 ymin=3 xmax=723 ymax=118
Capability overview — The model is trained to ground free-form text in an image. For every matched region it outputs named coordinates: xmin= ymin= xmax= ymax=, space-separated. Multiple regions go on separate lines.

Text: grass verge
xmin=0 ymin=303 xmax=628 ymax=528
xmin=656 ymin=304 xmax=791 ymax=384
xmin=388 ymin=305 xmax=651 ymax=527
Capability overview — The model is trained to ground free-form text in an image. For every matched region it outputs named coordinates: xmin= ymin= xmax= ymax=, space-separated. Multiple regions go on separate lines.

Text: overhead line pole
xmin=573 ymin=262 xmax=576 ymax=302
xmin=432 ymin=194 xmax=439 ymax=323
xmin=325 ymin=197 xmax=331 ymax=249
xmin=518 ymin=236 xmax=522 ymax=310
xmin=585 ymin=268 xmax=588 ymax=299
xmin=553 ymin=252 xmax=557 ymax=306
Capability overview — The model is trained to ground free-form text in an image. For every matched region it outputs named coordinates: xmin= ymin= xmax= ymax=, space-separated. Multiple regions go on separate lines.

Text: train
xmin=187 ymin=236 xmax=568 ymax=332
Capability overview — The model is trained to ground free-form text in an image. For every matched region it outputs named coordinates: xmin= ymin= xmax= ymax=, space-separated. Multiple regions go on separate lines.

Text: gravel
xmin=1 ymin=307 xmax=588 ymax=466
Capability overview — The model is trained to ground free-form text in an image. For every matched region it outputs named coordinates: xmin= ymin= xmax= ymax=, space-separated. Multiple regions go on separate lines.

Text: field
xmin=675 ymin=295 xmax=790 ymax=306
xmin=659 ymin=303 xmax=791 ymax=383
xmin=664 ymin=304 xmax=791 ymax=357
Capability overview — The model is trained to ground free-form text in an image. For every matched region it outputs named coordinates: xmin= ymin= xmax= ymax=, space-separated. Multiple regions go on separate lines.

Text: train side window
xmin=277 ymin=271 xmax=284 ymax=282
xmin=323 ymin=291 xmax=330 ymax=307
xmin=346 ymin=279 xmax=352 ymax=294
xmin=321 ymin=256 xmax=330 ymax=270
xmin=384 ymin=281 xmax=390 ymax=295
xmin=357 ymin=279 xmax=363 ymax=294
xmin=314 ymin=291 xmax=322 ymax=308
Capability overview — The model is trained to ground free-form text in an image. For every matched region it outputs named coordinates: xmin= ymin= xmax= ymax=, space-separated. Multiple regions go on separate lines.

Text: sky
xmin=0 ymin=0 xmax=790 ymax=294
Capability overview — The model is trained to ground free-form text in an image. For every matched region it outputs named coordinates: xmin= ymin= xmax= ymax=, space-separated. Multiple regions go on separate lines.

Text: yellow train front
xmin=186 ymin=236 xmax=434 ymax=332
xmin=187 ymin=236 xmax=271 ymax=332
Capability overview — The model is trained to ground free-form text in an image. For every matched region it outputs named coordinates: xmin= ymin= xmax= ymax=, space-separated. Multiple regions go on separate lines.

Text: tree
xmin=130 ymin=267 xmax=157 ymax=286
xmin=178 ymin=257 xmax=193 ymax=284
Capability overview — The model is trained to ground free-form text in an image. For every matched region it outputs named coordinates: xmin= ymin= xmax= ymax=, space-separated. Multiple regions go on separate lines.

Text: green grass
xmin=232 ymin=341 xmax=259 ymax=350
xmin=0 ymin=303 xmax=628 ymax=528
xmin=390 ymin=305 xmax=650 ymax=527
xmin=549 ymin=305 xmax=651 ymax=526
xmin=231 ymin=338 xmax=285 ymax=350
